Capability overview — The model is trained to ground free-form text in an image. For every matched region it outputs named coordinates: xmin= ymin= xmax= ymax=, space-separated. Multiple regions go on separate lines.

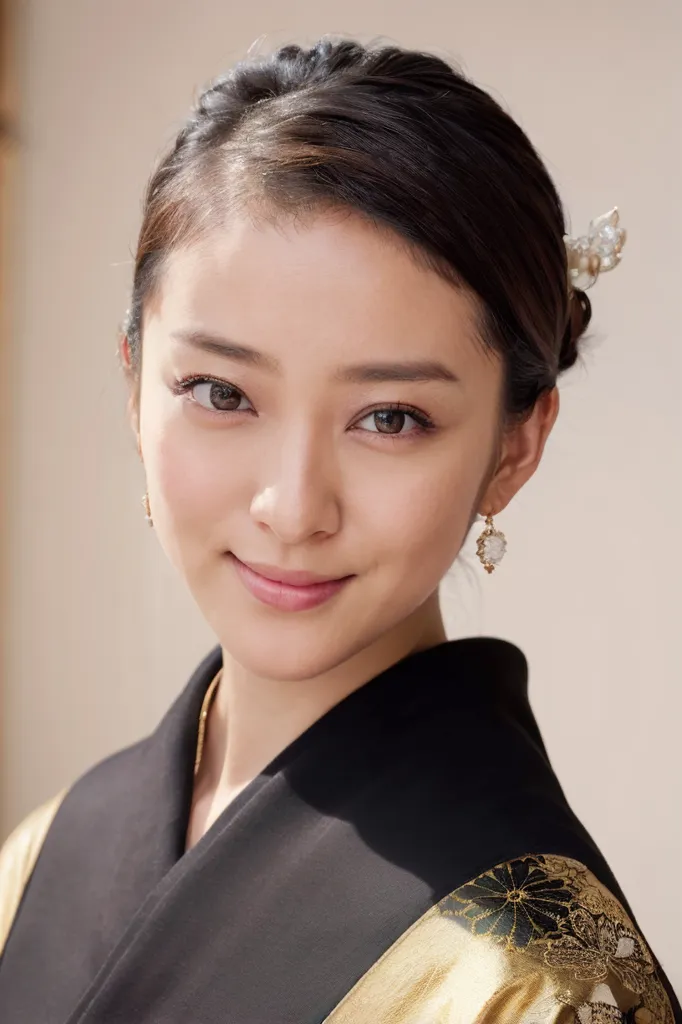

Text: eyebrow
xmin=171 ymin=329 xmax=461 ymax=385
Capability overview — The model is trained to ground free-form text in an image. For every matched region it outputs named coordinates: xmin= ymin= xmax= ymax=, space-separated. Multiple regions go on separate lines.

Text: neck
xmin=190 ymin=595 xmax=447 ymax=841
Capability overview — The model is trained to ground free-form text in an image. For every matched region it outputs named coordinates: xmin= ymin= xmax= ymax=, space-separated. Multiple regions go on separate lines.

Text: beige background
xmin=1 ymin=0 xmax=680 ymax=989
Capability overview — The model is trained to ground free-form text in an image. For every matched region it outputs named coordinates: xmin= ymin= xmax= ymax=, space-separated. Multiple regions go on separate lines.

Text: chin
xmin=212 ymin=612 xmax=373 ymax=683
xmin=230 ymin=629 xmax=343 ymax=682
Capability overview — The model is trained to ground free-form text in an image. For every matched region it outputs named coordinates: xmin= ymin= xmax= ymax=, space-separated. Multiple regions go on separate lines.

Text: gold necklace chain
xmin=193 ymin=669 xmax=222 ymax=776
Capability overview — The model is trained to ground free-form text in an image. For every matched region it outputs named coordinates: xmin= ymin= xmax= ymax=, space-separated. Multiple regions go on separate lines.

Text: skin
xmin=121 ymin=208 xmax=559 ymax=850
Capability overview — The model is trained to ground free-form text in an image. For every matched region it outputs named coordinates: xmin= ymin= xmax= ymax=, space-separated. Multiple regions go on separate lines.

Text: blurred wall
xmin=1 ymin=0 xmax=680 ymax=987
xmin=1 ymin=0 xmax=12 ymax=718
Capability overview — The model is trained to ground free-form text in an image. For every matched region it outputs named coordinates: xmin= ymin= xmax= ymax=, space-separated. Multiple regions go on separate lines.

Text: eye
xmin=171 ymin=376 xmax=253 ymax=413
xmin=192 ymin=380 xmax=248 ymax=412
xmin=354 ymin=404 xmax=435 ymax=438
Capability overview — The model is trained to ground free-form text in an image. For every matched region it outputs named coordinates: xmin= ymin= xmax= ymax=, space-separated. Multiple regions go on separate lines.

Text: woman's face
xmin=133 ymin=209 xmax=550 ymax=680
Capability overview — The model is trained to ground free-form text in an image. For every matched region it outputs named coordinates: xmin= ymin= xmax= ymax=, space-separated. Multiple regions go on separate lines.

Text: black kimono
xmin=0 ymin=637 xmax=679 ymax=1022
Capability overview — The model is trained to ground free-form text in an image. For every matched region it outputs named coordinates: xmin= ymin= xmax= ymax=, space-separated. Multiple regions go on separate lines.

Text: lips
xmin=228 ymin=553 xmax=354 ymax=612
xmin=235 ymin=558 xmax=349 ymax=587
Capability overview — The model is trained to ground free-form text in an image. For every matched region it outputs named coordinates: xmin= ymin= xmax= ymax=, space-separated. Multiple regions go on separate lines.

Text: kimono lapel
xmin=1 ymin=638 xmax=620 ymax=1024
xmin=0 ymin=646 xmax=221 ymax=1021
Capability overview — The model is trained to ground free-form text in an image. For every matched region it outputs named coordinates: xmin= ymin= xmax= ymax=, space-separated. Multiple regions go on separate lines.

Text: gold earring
xmin=142 ymin=491 xmax=153 ymax=527
xmin=476 ymin=513 xmax=506 ymax=573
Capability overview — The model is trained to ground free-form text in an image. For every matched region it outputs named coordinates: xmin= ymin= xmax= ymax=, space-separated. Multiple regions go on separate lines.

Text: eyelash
xmin=170 ymin=375 xmax=437 ymax=440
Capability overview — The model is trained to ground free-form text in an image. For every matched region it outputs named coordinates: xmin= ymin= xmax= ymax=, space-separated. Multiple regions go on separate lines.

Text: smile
xmin=228 ymin=553 xmax=354 ymax=612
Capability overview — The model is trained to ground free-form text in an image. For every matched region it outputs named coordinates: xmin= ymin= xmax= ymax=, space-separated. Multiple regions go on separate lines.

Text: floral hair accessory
xmin=564 ymin=207 xmax=626 ymax=291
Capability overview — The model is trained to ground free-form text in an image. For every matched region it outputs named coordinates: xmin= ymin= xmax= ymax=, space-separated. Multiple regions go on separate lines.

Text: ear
xmin=119 ymin=333 xmax=142 ymax=460
xmin=479 ymin=387 xmax=560 ymax=516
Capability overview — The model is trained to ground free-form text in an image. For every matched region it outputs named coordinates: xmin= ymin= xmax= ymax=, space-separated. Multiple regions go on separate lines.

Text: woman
xmin=0 ymin=36 xmax=678 ymax=1024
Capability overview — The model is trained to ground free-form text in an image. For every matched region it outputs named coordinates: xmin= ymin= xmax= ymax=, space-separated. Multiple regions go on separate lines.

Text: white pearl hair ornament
xmin=564 ymin=207 xmax=626 ymax=291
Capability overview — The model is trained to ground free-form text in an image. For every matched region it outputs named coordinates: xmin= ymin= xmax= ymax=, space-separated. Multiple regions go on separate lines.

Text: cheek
xmin=156 ymin=428 xmax=216 ymax=514
xmin=362 ymin=439 xmax=489 ymax=585
xmin=154 ymin=428 xmax=247 ymax=543
xmin=139 ymin=394 xmax=240 ymax=558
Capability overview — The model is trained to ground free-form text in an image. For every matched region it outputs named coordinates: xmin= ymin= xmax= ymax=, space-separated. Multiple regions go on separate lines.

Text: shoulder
xmin=0 ymin=790 xmax=68 ymax=956
xmin=323 ymin=853 xmax=679 ymax=1023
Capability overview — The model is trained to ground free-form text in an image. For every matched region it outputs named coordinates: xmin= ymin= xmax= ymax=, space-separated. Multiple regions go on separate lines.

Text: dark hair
xmin=124 ymin=37 xmax=591 ymax=418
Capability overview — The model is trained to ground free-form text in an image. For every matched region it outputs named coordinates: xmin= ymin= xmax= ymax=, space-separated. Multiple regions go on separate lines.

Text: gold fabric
xmin=0 ymin=790 xmax=67 ymax=956
xmin=322 ymin=854 xmax=674 ymax=1024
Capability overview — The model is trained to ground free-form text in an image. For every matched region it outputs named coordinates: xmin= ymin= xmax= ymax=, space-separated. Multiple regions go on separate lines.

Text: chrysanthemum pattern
xmin=440 ymin=856 xmax=574 ymax=949
xmin=438 ymin=855 xmax=674 ymax=1024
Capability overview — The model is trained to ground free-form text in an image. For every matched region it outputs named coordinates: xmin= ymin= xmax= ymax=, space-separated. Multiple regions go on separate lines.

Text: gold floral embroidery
xmin=438 ymin=855 xmax=674 ymax=1024
xmin=637 ymin=976 xmax=677 ymax=1024
xmin=544 ymin=907 xmax=654 ymax=992
xmin=575 ymin=998 xmax=626 ymax=1023
xmin=543 ymin=855 xmax=631 ymax=925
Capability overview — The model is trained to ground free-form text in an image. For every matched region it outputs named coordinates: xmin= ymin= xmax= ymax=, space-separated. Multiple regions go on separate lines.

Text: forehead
xmin=146 ymin=210 xmax=485 ymax=368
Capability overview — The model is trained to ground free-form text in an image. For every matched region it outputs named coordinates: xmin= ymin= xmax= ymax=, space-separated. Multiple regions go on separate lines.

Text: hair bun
xmin=559 ymin=287 xmax=592 ymax=373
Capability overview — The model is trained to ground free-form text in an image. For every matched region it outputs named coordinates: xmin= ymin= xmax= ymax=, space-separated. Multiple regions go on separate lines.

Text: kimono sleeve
xmin=321 ymin=854 xmax=678 ymax=1024
xmin=0 ymin=791 xmax=66 ymax=956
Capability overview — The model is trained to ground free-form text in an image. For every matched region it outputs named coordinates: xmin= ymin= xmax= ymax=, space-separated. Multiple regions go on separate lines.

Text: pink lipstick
xmin=229 ymin=553 xmax=354 ymax=612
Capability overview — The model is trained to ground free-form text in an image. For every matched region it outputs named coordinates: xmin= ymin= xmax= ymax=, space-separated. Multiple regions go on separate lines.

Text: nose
xmin=249 ymin=424 xmax=341 ymax=545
